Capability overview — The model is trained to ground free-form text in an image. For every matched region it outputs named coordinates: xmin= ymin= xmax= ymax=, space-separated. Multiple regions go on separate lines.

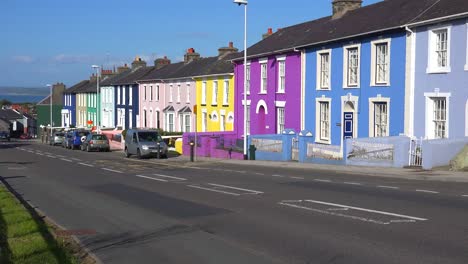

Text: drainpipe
xmin=405 ymin=26 xmax=416 ymax=138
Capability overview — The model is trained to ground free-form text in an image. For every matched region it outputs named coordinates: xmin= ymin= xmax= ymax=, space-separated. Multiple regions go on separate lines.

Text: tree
xmin=0 ymin=99 xmax=12 ymax=107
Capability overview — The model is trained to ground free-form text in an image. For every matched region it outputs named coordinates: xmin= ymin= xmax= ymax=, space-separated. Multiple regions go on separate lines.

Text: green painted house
xmin=36 ymin=83 xmax=66 ymax=137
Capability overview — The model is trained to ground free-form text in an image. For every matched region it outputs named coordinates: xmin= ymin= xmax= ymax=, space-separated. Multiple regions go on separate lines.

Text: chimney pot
xmin=268 ymin=28 xmax=273 ymax=34
xmin=229 ymin=42 xmax=233 ymax=48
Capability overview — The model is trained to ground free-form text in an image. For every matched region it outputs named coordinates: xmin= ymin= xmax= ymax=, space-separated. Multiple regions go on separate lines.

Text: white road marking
xmin=236 ymin=171 xmax=247 ymax=174
xmin=377 ymin=185 xmax=400 ymax=189
xmin=79 ymin=163 xmax=94 ymax=167
xmin=304 ymin=199 xmax=427 ymax=221
xmin=343 ymin=182 xmax=362 ymax=186
xmin=153 ymin=174 xmax=187 ymax=181
xmin=207 ymin=183 xmax=264 ymax=194
xmin=136 ymin=175 xmax=168 ymax=182
xmin=255 ymin=173 xmax=265 ymax=176
xmin=291 ymin=176 xmax=305 ymax=180
xmin=314 ymin=179 xmax=331 ymax=183
xmin=56 ymin=155 xmax=65 ymax=158
xmin=60 ymin=158 xmax=73 ymax=162
xmin=416 ymin=189 xmax=439 ymax=194
xmin=462 ymin=195 xmax=468 ymax=197
xmin=102 ymin=168 xmax=123 ymax=174
xmin=187 ymin=185 xmax=240 ymax=196
xmin=36 ymin=153 xmax=44 ymax=156
xmin=272 ymin=174 xmax=284 ymax=177
xmin=70 ymin=158 xmax=81 ymax=161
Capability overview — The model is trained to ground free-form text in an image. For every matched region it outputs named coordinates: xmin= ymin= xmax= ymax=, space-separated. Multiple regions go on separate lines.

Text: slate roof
xmin=233 ymin=0 xmax=468 ymax=60
xmin=63 ymin=80 xmax=90 ymax=95
xmin=111 ymin=66 xmax=157 ymax=85
xmin=100 ymin=70 xmax=131 ymax=86
xmin=0 ymin=109 xmax=23 ymax=120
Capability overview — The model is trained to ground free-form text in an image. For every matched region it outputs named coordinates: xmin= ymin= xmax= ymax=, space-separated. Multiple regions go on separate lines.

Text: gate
xmin=409 ymin=137 xmax=423 ymax=167
xmin=292 ymin=136 xmax=299 ymax=161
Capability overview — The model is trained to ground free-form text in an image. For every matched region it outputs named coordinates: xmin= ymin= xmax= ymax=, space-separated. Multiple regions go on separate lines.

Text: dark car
xmin=81 ymin=134 xmax=110 ymax=152
xmin=66 ymin=130 xmax=90 ymax=150
xmin=0 ymin=131 xmax=10 ymax=142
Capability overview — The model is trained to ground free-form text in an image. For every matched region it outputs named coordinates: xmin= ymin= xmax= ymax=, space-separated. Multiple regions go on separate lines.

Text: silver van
xmin=124 ymin=129 xmax=168 ymax=159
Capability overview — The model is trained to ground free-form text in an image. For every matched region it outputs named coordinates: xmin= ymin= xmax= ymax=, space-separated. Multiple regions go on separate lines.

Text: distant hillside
xmin=0 ymin=86 xmax=49 ymax=96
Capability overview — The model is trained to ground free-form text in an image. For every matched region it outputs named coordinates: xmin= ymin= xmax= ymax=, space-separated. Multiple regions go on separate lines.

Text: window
xmin=156 ymin=85 xmax=160 ymax=101
xmin=246 ymin=64 xmax=251 ymax=94
xmin=117 ymin=87 xmax=120 ymax=104
xmin=212 ymin=81 xmax=218 ymax=105
xmin=177 ymin=84 xmax=181 ymax=103
xmin=186 ymin=84 xmax=190 ymax=103
xmin=343 ymin=44 xmax=360 ymax=88
xmin=428 ymin=27 xmax=451 ymax=73
xmin=371 ymin=40 xmax=391 ymax=86
xmin=220 ymin=114 xmax=225 ymax=131
xmin=202 ymin=112 xmax=207 ymax=132
xmin=129 ymin=109 xmax=133 ymax=128
xmin=223 ymin=80 xmax=229 ymax=105
xmin=123 ymin=87 xmax=126 ymax=105
xmin=169 ymin=85 xmax=173 ymax=102
xmin=144 ymin=86 xmax=147 ymax=101
xmin=374 ymin=102 xmax=388 ymax=137
xmin=316 ymin=50 xmax=331 ymax=89
xmin=277 ymin=107 xmax=285 ymax=134
xmin=156 ymin=111 xmax=160 ymax=129
xmin=129 ymin=87 xmax=132 ymax=106
xmin=319 ymin=102 xmax=330 ymax=141
xmin=185 ymin=114 xmax=191 ymax=132
xmin=260 ymin=61 xmax=267 ymax=93
xmin=144 ymin=109 xmax=147 ymax=127
xmin=202 ymin=81 xmax=207 ymax=105
xmin=150 ymin=86 xmax=153 ymax=101
xmin=433 ymin=98 xmax=447 ymax=139
xmin=278 ymin=58 xmax=286 ymax=93
xmin=167 ymin=113 xmax=174 ymax=132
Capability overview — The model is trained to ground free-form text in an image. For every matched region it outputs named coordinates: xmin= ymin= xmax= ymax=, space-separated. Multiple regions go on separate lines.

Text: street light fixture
xmin=46 ymin=84 xmax=52 ymax=142
xmin=233 ymin=0 xmax=248 ymax=160
xmin=92 ymin=65 xmax=100 ymax=133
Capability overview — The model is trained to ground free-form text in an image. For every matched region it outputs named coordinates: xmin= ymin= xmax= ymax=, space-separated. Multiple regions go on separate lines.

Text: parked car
xmin=49 ymin=132 xmax=65 ymax=146
xmin=62 ymin=130 xmax=73 ymax=149
xmin=81 ymin=134 xmax=110 ymax=152
xmin=0 ymin=131 xmax=10 ymax=142
xmin=124 ymin=129 xmax=168 ymax=159
xmin=66 ymin=130 xmax=90 ymax=150
xmin=19 ymin=134 xmax=32 ymax=140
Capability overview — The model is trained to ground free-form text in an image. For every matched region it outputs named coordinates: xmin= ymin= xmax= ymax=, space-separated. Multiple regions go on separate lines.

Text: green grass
xmin=0 ymin=186 xmax=78 ymax=264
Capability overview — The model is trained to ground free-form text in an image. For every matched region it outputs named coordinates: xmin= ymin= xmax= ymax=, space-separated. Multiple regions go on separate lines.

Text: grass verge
xmin=0 ymin=186 xmax=78 ymax=264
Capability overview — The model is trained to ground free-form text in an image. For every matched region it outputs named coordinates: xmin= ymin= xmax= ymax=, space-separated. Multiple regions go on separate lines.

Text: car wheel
xmin=86 ymin=145 xmax=91 ymax=152
xmin=125 ymin=148 xmax=131 ymax=158
xmin=137 ymin=149 xmax=142 ymax=159
xmin=106 ymin=148 xmax=110 ymax=152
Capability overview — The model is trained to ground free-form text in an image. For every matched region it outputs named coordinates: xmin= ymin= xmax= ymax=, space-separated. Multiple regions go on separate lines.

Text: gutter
xmin=191 ymin=73 xmax=234 ymax=79
xmin=404 ymin=12 xmax=468 ymax=28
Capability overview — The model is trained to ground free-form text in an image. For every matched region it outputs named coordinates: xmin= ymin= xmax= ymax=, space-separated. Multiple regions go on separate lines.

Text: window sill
xmin=276 ymin=91 xmax=285 ymax=94
xmin=426 ymin=67 xmax=451 ymax=74
xmin=315 ymin=139 xmax=331 ymax=145
xmin=201 ymin=104 xmax=206 ymax=106
xmin=222 ymin=104 xmax=229 ymax=107
xmin=343 ymin=86 xmax=360 ymax=89
xmin=258 ymin=92 xmax=267 ymax=95
xmin=211 ymin=104 xmax=218 ymax=107
xmin=370 ymin=83 xmax=390 ymax=87
xmin=316 ymin=87 xmax=331 ymax=91
xmin=465 ymin=65 xmax=468 ymax=71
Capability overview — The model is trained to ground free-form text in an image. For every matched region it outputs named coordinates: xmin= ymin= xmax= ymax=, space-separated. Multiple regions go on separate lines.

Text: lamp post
xmin=233 ymin=0 xmax=248 ymax=160
xmin=92 ymin=65 xmax=100 ymax=133
xmin=46 ymin=84 xmax=52 ymax=142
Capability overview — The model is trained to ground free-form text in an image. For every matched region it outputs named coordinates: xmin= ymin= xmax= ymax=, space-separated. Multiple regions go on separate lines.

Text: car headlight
xmin=142 ymin=145 xmax=149 ymax=150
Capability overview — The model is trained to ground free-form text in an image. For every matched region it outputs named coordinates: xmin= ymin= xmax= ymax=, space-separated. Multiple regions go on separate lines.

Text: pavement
xmin=2 ymin=140 xmax=468 ymax=264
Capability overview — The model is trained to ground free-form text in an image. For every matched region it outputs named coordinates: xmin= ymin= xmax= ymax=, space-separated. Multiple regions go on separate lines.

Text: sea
xmin=0 ymin=95 xmax=47 ymax=103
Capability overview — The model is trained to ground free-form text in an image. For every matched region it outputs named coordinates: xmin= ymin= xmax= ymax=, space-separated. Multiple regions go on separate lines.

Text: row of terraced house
xmin=38 ymin=0 xmax=468 ymax=169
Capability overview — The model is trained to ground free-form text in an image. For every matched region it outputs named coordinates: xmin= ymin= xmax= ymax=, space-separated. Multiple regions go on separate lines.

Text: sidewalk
xmin=171 ymin=154 xmax=468 ymax=183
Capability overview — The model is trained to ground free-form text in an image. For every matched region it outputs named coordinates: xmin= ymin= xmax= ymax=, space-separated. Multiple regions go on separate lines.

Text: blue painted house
xmin=406 ymin=0 xmax=468 ymax=139
xmin=112 ymin=57 xmax=155 ymax=130
xmin=61 ymin=80 xmax=88 ymax=128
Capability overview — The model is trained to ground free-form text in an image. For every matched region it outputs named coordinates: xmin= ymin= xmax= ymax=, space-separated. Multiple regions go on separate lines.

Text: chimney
xmin=184 ymin=48 xmax=200 ymax=63
xmin=154 ymin=56 xmax=171 ymax=69
xmin=218 ymin=42 xmax=239 ymax=58
xmin=117 ymin=64 xmax=130 ymax=74
xmin=332 ymin=0 xmax=362 ymax=19
xmin=90 ymin=73 xmax=98 ymax=82
xmin=262 ymin=28 xmax=273 ymax=39
xmin=52 ymin=82 xmax=66 ymax=106
xmin=131 ymin=56 xmax=147 ymax=69
xmin=101 ymin=68 xmax=115 ymax=78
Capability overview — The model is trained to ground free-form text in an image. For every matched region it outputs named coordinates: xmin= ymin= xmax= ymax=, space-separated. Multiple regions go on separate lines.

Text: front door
xmin=343 ymin=112 xmax=354 ymax=139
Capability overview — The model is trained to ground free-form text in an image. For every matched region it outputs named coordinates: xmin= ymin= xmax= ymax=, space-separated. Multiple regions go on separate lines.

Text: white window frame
xmin=316 ymin=49 xmax=332 ymax=90
xmin=122 ymin=86 xmax=126 ymax=105
xmin=129 ymin=109 xmax=133 ymax=129
xmin=343 ymin=43 xmax=361 ymax=88
xmin=277 ymin=55 xmax=286 ymax=93
xmin=259 ymin=58 xmax=268 ymax=94
xmin=186 ymin=83 xmax=191 ymax=103
xmin=315 ymin=98 xmax=332 ymax=144
xmin=201 ymin=109 xmax=207 ymax=132
xmin=276 ymin=107 xmax=285 ymax=134
xmin=212 ymin=80 xmax=218 ymax=106
xmin=246 ymin=62 xmax=251 ymax=94
xmin=241 ymin=100 xmax=251 ymax=136
xmin=166 ymin=112 xmax=174 ymax=132
xmin=465 ymin=22 xmax=468 ymax=71
xmin=129 ymin=87 xmax=132 ymax=106
xmin=424 ymin=91 xmax=451 ymax=139
xmin=156 ymin=85 xmax=160 ymax=101
xmin=201 ymin=81 xmax=207 ymax=105
xmin=368 ymin=97 xmax=390 ymax=137
xmin=370 ymin=39 xmax=391 ymax=86
xmin=223 ymin=79 xmax=229 ymax=105
xmin=427 ymin=25 xmax=451 ymax=74
xmin=169 ymin=85 xmax=173 ymax=102
xmin=117 ymin=87 xmax=121 ymax=105
xmin=184 ymin=114 xmax=191 ymax=132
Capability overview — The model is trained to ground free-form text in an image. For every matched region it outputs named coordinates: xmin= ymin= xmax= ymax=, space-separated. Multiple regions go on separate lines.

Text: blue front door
xmin=343 ymin=112 xmax=354 ymax=139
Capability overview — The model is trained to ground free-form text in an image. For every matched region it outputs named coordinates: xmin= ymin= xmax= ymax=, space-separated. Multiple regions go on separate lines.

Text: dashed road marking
xmin=377 ymin=185 xmax=400 ymax=189
xmin=102 ymin=168 xmax=123 ymax=174
xmin=36 ymin=153 xmax=44 ymax=156
xmin=314 ymin=179 xmax=331 ymax=183
xmin=60 ymin=158 xmax=73 ymax=162
xmin=255 ymin=172 xmax=265 ymax=176
xmin=416 ymin=189 xmax=439 ymax=194
xmin=187 ymin=185 xmax=240 ymax=196
xmin=153 ymin=174 xmax=187 ymax=181
xmin=343 ymin=182 xmax=362 ymax=186
xmin=79 ymin=162 xmax=94 ymax=167
xmin=136 ymin=174 xmax=168 ymax=182
xmin=461 ymin=195 xmax=468 ymax=197
xmin=272 ymin=174 xmax=284 ymax=177
xmin=291 ymin=176 xmax=305 ymax=180
xmin=207 ymin=183 xmax=264 ymax=194
xmin=47 ymin=155 xmax=56 ymax=158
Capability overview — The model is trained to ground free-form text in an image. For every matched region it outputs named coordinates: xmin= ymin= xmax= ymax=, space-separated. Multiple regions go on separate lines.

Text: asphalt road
xmin=1 ymin=140 xmax=468 ymax=264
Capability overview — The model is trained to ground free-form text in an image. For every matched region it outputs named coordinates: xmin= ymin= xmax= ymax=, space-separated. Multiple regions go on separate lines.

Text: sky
xmin=0 ymin=0 xmax=382 ymax=88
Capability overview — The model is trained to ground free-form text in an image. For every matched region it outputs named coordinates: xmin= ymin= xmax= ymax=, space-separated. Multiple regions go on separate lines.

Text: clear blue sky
xmin=0 ymin=0 xmax=381 ymax=88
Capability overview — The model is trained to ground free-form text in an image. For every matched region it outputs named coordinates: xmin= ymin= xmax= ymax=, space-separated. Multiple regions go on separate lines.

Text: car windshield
xmin=92 ymin=135 xmax=107 ymax=140
xmin=78 ymin=132 xmax=89 ymax=137
xmin=55 ymin=133 xmax=65 ymax=137
xmin=137 ymin=132 xmax=162 ymax=142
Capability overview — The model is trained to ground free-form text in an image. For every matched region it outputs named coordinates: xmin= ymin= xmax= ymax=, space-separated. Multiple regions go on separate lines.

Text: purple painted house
xmin=233 ymin=29 xmax=302 ymax=139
